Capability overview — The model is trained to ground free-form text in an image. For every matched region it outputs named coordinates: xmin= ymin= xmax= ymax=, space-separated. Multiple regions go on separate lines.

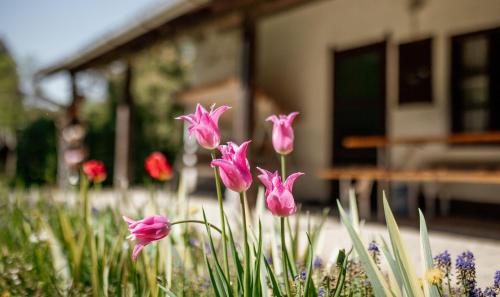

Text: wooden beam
xmin=343 ymin=131 xmax=500 ymax=148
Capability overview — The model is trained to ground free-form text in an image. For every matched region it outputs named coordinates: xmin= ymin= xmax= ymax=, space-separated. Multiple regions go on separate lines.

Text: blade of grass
xmin=337 ymin=200 xmax=393 ymax=297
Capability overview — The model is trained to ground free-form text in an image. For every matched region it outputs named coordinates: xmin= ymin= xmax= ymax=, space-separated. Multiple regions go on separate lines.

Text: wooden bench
xmin=326 ymin=131 xmax=500 ymax=220
xmin=318 ymin=167 xmax=500 ymax=219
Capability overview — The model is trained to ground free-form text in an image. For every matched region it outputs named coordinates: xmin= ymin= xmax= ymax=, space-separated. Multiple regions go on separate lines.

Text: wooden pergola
xmin=36 ymin=0 xmax=319 ymax=188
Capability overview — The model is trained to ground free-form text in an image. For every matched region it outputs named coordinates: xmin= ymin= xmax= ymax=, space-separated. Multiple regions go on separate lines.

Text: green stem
xmin=170 ymin=220 xmax=223 ymax=234
xmin=280 ymin=154 xmax=286 ymax=181
xmin=80 ymin=173 xmax=89 ymax=223
xmin=240 ymin=192 xmax=250 ymax=297
xmin=281 ymin=217 xmax=292 ymax=297
xmin=81 ymin=174 xmax=99 ymax=297
xmin=211 ymin=151 xmax=230 ymax=279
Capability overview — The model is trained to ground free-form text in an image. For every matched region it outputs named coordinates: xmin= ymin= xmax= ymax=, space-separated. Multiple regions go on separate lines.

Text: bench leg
xmin=408 ymin=182 xmax=419 ymax=218
xmin=355 ymin=179 xmax=374 ymax=220
xmin=423 ymin=183 xmax=438 ymax=218
xmin=339 ymin=178 xmax=352 ymax=207
xmin=439 ymin=188 xmax=451 ymax=216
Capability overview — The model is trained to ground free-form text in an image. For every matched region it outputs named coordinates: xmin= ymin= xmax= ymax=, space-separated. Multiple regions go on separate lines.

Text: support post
xmin=236 ymin=16 xmax=256 ymax=143
xmin=113 ymin=63 xmax=134 ymax=189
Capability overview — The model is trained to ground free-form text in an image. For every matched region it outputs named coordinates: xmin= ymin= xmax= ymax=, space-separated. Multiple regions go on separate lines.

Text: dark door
xmin=332 ymin=42 xmax=387 ymax=166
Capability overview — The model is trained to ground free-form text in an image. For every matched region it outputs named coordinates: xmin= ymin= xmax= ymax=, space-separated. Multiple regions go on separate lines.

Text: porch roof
xmin=36 ymin=0 xmax=320 ymax=78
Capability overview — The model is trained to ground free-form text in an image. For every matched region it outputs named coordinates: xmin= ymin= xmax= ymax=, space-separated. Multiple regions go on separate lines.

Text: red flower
xmin=145 ymin=152 xmax=173 ymax=181
xmin=82 ymin=160 xmax=107 ymax=183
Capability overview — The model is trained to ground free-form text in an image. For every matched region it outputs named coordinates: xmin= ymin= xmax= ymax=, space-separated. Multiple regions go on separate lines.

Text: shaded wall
xmin=257 ymin=0 xmax=500 ymax=201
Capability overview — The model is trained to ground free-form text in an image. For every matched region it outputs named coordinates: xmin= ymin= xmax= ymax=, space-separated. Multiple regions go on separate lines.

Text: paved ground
xmin=53 ymin=188 xmax=500 ymax=288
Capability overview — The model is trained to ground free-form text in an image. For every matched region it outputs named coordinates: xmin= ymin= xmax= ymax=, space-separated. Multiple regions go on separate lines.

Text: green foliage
xmin=0 ymin=42 xmax=23 ymax=130
xmin=82 ymin=43 xmax=185 ymax=185
xmin=15 ymin=118 xmax=57 ymax=186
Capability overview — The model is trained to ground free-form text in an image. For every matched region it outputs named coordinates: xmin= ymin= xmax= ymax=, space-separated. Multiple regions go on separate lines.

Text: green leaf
xmin=158 ymin=283 xmax=178 ymax=297
xmin=303 ymin=233 xmax=316 ymax=297
xmin=263 ymin=252 xmax=283 ymax=297
xmin=419 ymin=209 xmax=440 ymax=297
xmin=349 ymin=189 xmax=360 ymax=233
xmin=380 ymin=238 xmax=403 ymax=297
xmin=333 ymin=249 xmax=349 ymax=297
xmin=337 ymin=200 xmax=393 ymax=297
xmin=226 ymin=216 xmax=244 ymax=294
xmin=202 ymin=210 xmax=232 ymax=297
xmin=204 ymin=251 xmax=223 ymax=297
xmin=383 ymin=194 xmax=424 ymax=297
xmin=252 ymin=221 xmax=263 ymax=297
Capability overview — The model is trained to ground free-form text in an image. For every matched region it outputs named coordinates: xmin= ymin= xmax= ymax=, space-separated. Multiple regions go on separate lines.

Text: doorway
xmin=331 ymin=42 xmax=387 ymax=204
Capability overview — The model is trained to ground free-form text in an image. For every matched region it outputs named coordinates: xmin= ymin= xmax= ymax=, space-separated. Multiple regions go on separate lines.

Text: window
xmin=451 ymin=28 xmax=500 ymax=133
xmin=399 ymin=38 xmax=433 ymax=104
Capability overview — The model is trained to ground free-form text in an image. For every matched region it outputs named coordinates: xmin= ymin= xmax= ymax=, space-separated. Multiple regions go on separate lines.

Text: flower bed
xmin=0 ymin=103 xmax=499 ymax=297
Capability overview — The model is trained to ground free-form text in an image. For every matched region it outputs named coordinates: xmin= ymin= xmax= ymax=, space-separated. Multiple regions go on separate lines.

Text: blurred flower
xmin=266 ymin=112 xmax=299 ymax=155
xmin=257 ymin=167 xmax=304 ymax=217
xmin=176 ymin=104 xmax=230 ymax=150
xmin=300 ymin=271 xmax=307 ymax=281
xmin=434 ymin=250 xmax=451 ymax=271
xmin=484 ymin=287 xmax=497 ymax=297
xmin=145 ymin=152 xmax=173 ymax=181
xmin=456 ymin=250 xmax=478 ymax=295
xmin=82 ymin=160 xmax=106 ymax=183
xmin=265 ymin=255 xmax=272 ymax=265
xmin=318 ymin=287 xmax=326 ymax=297
xmin=188 ymin=238 xmax=199 ymax=248
xmin=313 ymin=257 xmax=323 ymax=269
xmin=368 ymin=241 xmax=379 ymax=253
xmin=211 ymin=141 xmax=253 ymax=193
xmin=426 ymin=268 xmax=444 ymax=285
xmin=123 ymin=215 xmax=170 ymax=260
xmin=495 ymin=271 xmax=500 ymax=288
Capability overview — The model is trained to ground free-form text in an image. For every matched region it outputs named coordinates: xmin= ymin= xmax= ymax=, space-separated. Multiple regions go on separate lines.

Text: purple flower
xmin=484 ymin=287 xmax=497 ymax=297
xmin=300 ymin=271 xmax=306 ymax=281
xmin=456 ymin=251 xmax=478 ymax=296
xmin=435 ymin=250 xmax=452 ymax=270
xmin=313 ymin=257 xmax=323 ymax=269
xmin=368 ymin=241 xmax=379 ymax=253
xmin=495 ymin=271 xmax=500 ymax=287
xmin=318 ymin=287 xmax=326 ymax=297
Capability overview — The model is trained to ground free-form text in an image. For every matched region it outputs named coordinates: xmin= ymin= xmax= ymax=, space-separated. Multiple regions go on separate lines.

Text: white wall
xmin=257 ymin=0 xmax=500 ymax=201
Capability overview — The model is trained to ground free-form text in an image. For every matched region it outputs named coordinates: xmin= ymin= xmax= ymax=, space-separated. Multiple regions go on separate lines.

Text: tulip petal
xmin=256 ymin=167 xmax=274 ymax=189
xmin=123 ymin=216 xmax=135 ymax=225
xmin=284 ymin=172 xmax=304 ymax=192
xmin=286 ymin=112 xmax=300 ymax=125
xmin=210 ymin=105 xmax=231 ymax=125
xmin=132 ymin=241 xmax=148 ymax=261
xmin=266 ymin=115 xmax=279 ymax=124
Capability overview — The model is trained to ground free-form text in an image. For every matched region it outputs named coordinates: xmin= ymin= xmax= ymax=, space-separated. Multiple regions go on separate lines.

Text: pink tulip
xmin=123 ymin=215 xmax=170 ymax=260
xmin=266 ymin=112 xmax=299 ymax=155
xmin=256 ymin=167 xmax=304 ymax=217
xmin=211 ymin=141 xmax=253 ymax=193
xmin=176 ymin=104 xmax=230 ymax=150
